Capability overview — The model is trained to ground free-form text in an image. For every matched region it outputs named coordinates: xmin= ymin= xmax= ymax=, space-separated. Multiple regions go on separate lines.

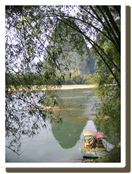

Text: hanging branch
xmin=89 ymin=6 xmax=120 ymax=53
xmin=6 ymin=146 xmax=20 ymax=156
xmin=58 ymin=18 xmax=120 ymax=72
xmin=56 ymin=18 xmax=120 ymax=87
xmin=102 ymin=6 xmax=120 ymax=41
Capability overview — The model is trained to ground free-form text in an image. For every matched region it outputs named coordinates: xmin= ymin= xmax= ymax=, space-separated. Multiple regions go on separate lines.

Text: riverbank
xmin=7 ymin=84 xmax=97 ymax=91
xmin=54 ymin=85 xmax=96 ymax=90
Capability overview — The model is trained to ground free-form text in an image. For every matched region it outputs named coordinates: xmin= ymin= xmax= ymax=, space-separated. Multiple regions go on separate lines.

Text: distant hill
xmin=58 ymin=42 xmax=95 ymax=75
xmin=43 ymin=20 xmax=95 ymax=76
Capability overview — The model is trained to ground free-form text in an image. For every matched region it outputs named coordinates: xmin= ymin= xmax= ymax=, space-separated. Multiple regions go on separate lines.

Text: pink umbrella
xmin=94 ymin=132 xmax=107 ymax=139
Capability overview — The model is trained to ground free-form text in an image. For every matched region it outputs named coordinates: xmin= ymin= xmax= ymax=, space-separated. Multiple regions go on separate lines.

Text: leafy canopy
xmin=5 ymin=6 xmax=121 ymax=158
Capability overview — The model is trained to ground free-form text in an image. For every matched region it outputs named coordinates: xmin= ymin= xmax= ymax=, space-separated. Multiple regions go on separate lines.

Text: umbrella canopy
xmin=94 ymin=132 xmax=107 ymax=139
xmin=83 ymin=130 xmax=94 ymax=136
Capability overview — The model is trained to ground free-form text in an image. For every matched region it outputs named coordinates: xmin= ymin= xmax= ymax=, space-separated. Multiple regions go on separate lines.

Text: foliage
xmin=89 ymin=7 xmax=121 ymax=157
xmin=5 ymin=5 xmax=121 ymax=160
xmin=6 ymin=72 xmax=102 ymax=86
xmin=5 ymin=5 xmax=120 ymax=86
xmin=98 ymin=147 xmax=120 ymax=162
xmin=94 ymin=85 xmax=120 ymax=143
xmin=71 ymin=74 xmax=83 ymax=84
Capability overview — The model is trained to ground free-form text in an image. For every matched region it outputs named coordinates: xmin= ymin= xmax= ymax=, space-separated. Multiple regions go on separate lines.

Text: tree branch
xmin=57 ymin=18 xmax=120 ymax=87
xmin=58 ymin=18 xmax=120 ymax=73
xmin=6 ymin=145 xmax=20 ymax=156
xmin=89 ymin=6 xmax=120 ymax=53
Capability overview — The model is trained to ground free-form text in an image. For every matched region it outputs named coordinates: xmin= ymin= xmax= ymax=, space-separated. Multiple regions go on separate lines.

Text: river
xmin=5 ymin=88 xmax=116 ymax=163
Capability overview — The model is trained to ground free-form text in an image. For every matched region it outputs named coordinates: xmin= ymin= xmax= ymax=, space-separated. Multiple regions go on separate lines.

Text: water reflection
xmin=52 ymin=118 xmax=87 ymax=149
xmin=83 ymin=120 xmax=97 ymax=132
xmin=5 ymin=90 xmax=49 ymax=157
xmin=5 ymin=88 xmax=100 ymax=162
xmin=51 ymin=89 xmax=97 ymax=149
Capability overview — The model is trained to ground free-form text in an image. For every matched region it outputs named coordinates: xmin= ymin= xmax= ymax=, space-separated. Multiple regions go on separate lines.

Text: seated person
xmin=85 ymin=138 xmax=94 ymax=149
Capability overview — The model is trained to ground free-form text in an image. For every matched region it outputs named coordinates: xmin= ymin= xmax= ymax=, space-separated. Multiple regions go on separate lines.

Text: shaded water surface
xmin=5 ymin=88 xmax=118 ymax=162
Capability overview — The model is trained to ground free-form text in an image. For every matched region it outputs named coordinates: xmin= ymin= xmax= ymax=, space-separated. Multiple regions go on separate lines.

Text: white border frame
xmin=0 ymin=0 xmax=126 ymax=169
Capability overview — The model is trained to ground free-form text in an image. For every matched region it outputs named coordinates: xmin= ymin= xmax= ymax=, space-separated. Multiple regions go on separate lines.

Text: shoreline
xmin=53 ymin=85 xmax=96 ymax=90
xmin=7 ymin=85 xmax=97 ymax=91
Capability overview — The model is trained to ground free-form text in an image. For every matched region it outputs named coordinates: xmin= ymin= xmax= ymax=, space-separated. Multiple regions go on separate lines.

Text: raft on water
xmin=82 ymin=130 xmax=115 ymax=158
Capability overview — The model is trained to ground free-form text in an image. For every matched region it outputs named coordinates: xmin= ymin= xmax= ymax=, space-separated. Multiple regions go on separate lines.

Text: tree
xmin=5 ymin=5 xmax=121 ymax=156
xmin=6 ymin=5 xmax=120 ymax=87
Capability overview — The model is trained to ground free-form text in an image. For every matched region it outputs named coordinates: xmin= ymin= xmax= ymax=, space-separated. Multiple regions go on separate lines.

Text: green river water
xmin=5 ymin=88 xmax=119 ymax=163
